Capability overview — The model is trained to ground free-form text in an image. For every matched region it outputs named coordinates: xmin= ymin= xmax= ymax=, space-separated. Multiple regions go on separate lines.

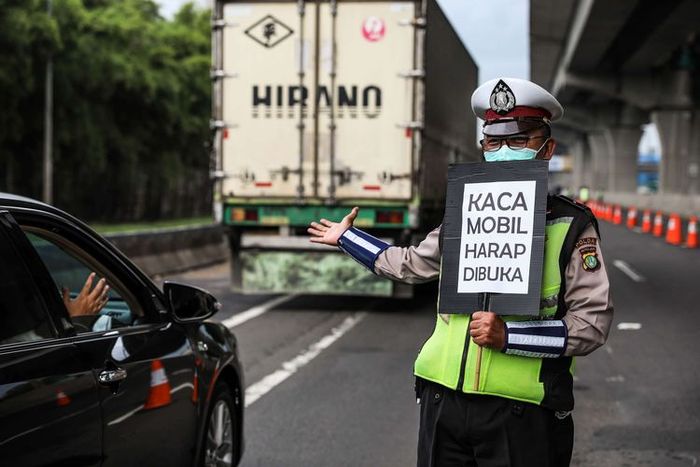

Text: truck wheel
xmin=202 ymin=382 xmax=237 ymax=467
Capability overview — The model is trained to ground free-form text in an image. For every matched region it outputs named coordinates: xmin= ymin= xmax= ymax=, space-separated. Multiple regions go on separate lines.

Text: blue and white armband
xmin=502 ymin=320 xmax=568 ymax=358
xmin=337 ymin=227 xmax=390 ymax=273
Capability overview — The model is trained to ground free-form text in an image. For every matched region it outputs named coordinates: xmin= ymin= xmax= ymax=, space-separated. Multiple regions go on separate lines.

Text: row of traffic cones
xmin=587 ymin=201 xmax=698 ymax=249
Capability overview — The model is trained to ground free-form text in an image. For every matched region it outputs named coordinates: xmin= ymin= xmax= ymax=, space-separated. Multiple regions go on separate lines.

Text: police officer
xmin=307 ymin=77 xmax=613 ymax=467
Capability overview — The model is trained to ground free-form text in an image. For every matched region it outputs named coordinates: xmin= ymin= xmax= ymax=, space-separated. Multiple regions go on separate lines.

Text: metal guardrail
xmin=105 ymin=224 xmax=228 ymax=277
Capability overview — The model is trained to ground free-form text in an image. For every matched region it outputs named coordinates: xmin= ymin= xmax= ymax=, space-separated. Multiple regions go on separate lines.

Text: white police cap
xmin=471 ymin=77 xmax=563 ymax=135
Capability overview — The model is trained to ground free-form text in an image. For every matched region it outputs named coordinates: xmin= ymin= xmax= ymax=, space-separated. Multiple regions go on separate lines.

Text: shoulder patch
xmin=579 ymin=240 xmax=600 ymax=272
xmin=575 ymin=237 xmax=597 ymax=249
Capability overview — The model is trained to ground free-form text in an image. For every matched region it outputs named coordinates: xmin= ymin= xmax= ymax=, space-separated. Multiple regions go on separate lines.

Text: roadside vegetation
xmin=91 ymin=215 xmax=213 ymax=234
xmin=0 ymin=0 xmax=212 ymax=222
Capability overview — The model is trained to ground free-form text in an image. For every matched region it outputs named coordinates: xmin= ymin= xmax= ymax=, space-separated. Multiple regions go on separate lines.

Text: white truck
xmin=211 ymin=0 xmax=478 ymax=296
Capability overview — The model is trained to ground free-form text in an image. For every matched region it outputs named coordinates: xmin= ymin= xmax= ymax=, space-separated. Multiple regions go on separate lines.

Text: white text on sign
xmin=457 ymin=181 xmax=536 ymax=294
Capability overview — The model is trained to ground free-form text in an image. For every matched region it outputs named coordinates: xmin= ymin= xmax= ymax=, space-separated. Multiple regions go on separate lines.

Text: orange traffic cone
xmin=626 ymin=206 xmax=637 ymax=229
xmin=641 ymin=210 xmax=652 ymax=233
xmin=607 ymin=204 xmax=614 ymax=222
xmin=653 ymin=211 xmax=664 ymax=237
xmin=613 ymin=205 xmax=623 ymax=225
xmin=687 ymin=216 xmax=698 ymax=249
xmin=144 ymin=359 xmax=172 ymax=410
xmin=56 ymin=390 xmax=71 ymax=407
xmin=665 ymin=213 xmax=682 ymax=245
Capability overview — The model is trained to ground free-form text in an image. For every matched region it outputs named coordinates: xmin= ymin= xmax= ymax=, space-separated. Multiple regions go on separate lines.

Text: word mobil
xmin=465 ymin=216 xmax=528 ymax=235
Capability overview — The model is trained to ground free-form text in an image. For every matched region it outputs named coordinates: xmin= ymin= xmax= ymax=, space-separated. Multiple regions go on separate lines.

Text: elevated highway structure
xmin=531 ymin=0 xmax=700 ymax=215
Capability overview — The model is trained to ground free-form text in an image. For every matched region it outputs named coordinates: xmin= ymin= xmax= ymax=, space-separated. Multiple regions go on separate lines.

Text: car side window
xmin=0 ymin=227 xmax=55 ymax=346
xmin=22 ymin=229 xmax=148 ymax=334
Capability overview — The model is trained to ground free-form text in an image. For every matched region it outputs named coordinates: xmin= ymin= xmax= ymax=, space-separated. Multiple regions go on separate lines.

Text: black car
xmin=0 ymin=193 xmax=244 ymax=466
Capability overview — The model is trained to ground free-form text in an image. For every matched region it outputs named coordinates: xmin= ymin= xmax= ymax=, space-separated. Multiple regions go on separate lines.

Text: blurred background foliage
xmin=0 ymin=0 xmax=212 ymax=221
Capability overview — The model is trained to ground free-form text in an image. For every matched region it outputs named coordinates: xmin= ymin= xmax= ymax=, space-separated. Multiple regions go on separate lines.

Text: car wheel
xmin=203 ymin=382 xmax=236 ymax=467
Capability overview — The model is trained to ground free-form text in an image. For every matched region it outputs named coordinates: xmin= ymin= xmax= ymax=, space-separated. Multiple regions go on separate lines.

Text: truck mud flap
xmin=238 ymin=250 xmax=393 ymax=296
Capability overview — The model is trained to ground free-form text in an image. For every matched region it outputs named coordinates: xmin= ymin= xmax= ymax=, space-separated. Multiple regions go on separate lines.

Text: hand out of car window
xmin=62 ymin=272 xmax=110 ymax=317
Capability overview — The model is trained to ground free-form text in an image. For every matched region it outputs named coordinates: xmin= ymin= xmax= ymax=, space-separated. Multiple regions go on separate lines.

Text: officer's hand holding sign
xmin=307 ymin=77 xmax=613 ymax=467
xmin=468 ymin=311 xmax=506 ymax=348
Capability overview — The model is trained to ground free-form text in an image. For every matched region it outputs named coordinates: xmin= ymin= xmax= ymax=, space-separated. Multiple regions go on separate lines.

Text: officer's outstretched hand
xmin=469 ymin=311 xmax=506 ymax=350
xmin=307 ymin=207 xmax=359 ymax=247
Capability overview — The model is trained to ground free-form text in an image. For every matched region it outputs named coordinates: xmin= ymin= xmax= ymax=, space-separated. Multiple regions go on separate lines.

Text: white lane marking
xmin=244 ymin=312 xmax=367 ymax=408
xmin=613 ymin=259 xmax=645 ymax=283
xmin=107 ymin=404 xmax=144 ymax=426
xmin=221 ymin=294 xmax=297 ymax=329
xmin=605 ymin=375 xmax=625 ymax=383
xmin=617 ymin=322 xmax=642 ymax=330
xmin=107 ymin=382 xmax=194 ymax=426
xmin=674 ymin=453 xmax=698 ymax=466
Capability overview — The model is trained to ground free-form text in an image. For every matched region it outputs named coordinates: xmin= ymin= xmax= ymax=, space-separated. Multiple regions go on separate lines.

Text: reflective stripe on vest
xmin=414 ymin=215 xmax=574 ymax=406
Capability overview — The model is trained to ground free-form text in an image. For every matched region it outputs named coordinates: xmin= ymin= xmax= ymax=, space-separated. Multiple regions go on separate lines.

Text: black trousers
xmin=416 ymin=378 xmax=574 ymax=467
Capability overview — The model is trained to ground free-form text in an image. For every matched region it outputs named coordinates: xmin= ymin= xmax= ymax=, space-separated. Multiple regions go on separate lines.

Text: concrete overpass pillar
xmin=651 ymin=67 xmax=698 ymax=195
xmin=570 ymin=136 xmax=593 ymax=191
xmin=587 ymin=132 xmax=609 ymax=192
xmin=604 ymin=126 xmax=643 ymax=193
xmin=653 ymin=110 xmax=700 ymax=195
xmin=691 ymin=114 xmax=700 ymax=196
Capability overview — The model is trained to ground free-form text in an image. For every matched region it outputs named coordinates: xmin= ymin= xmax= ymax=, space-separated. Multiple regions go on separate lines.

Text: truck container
xmin=211 ymin=0 xmax=479 ymax=296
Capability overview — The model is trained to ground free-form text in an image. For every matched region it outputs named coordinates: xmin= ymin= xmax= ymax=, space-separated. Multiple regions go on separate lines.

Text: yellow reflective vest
xmin=414 ymin=196 xmax=596 ymax=410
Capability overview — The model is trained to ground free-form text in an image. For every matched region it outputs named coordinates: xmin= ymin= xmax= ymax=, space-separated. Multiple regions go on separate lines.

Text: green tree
xmin=0 ymin=0 xmax=60 ymax=195
xmin=0 ymin=0 xmax=212 ymax=221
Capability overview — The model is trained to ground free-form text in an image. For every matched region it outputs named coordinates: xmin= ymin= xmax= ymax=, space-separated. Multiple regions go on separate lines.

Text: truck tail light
xmin=231 ymin=208 xmax=259 ymax=222
xmin=244 ymin=209 xmax=259 ymax=221
xmin=376 ymin=210 xmax=404 ymax=225
xmin=231 ymin=208 xmax=245 ymax=222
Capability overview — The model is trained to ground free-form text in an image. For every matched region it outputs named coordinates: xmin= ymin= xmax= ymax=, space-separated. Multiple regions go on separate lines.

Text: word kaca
xmin=467 ymin=191 xmax=528 ymax=212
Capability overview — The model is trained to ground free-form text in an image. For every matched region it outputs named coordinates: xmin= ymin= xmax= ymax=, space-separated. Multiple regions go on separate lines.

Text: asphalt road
xmin=168 ymin=222 xmax=700 ymax=467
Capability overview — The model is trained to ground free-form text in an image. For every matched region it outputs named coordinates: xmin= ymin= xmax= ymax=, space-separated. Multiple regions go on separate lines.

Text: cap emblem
xmin=489 ymin=79 xmax=516 ymax=115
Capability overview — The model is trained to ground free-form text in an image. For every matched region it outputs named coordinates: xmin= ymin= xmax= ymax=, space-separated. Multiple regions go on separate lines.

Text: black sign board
xmin=438 ymin=161 xmax=548 ymax=315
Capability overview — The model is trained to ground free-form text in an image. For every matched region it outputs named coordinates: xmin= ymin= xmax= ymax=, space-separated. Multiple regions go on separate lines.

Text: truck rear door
xmin=221 ymin=1 xmax=415 ymax=202
xmin=222 ymin=1 xmax=314 ymax=198
xmin=317 ymin=1 xmax=415 ymax=201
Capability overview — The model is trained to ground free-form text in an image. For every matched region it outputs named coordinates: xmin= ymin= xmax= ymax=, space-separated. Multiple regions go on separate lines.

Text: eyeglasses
xmin=480 ymin=135 xmax=548 ymax=152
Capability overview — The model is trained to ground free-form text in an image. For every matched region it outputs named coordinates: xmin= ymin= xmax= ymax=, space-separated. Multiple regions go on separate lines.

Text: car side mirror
xmin=163 ymin=281 xmax=221 ymax=323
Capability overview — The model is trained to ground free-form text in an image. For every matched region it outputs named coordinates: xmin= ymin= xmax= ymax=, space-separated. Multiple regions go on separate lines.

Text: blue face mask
xmin=483 ymin=138 xmax=549 ymax=162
